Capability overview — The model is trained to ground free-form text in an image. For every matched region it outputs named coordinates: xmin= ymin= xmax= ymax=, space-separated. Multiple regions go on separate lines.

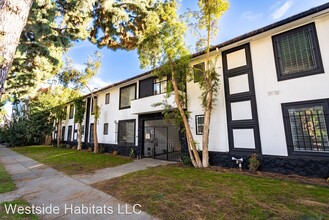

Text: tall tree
xmin=138 ymin=0 xmax=202 ymax=167
xmin=187 ymin=0 xmax=229 ymax=167
xmin=1 ymin=0 xmax=164 ymax=100
xmin=0 ymin=0 xmax=34 ymax=98
xmin=30 ymin=87 xmax=79 ymax=147
xmin=58 ymin=53 xmax=101 ymax=153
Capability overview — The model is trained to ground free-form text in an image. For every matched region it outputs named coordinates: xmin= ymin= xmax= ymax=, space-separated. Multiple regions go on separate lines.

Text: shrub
xmin=66 ymin=144 xmax=71 ymax=149
xmin=181 ymin=155 xmax=192 ymax=166
xmin=248 ymin=153 xmax=261 ymax=172
xmin=59 ymin=144 xmax=66 ymax=148
xmin=112 ymin=150 xmax=118 ymax=156
xmin=71 ymin=146 xmax=77 ymax=150
xmin=99 ymin=145 xmax=105 ymax=154
xmin=129 ymin=148 xmax=135 ymax=159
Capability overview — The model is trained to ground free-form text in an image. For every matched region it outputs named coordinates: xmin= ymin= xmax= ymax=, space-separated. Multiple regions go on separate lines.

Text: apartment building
xmin=57 ymin=3 xmax=329 ymax=177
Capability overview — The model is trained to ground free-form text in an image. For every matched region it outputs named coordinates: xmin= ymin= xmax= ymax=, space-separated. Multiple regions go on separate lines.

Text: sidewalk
xmin=0 ymin=147 xmax=157 ymax=220
xmin=72 ymin=158 xmax=176 ymax=185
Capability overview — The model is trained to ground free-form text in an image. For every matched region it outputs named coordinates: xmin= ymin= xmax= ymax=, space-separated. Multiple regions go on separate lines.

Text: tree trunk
xmin=0 ymin=0 xmax=33 ymax=98
xmin=169 ymin=61 xmax=202 ymax=168
xmin=202 ymin=18 xmax=213 ymax=168
xmin=77 ymin=122 xmax=82 ymax=150
xmin=57 ymin=120 xmax=62 ymax=147
xmin=92 ymin=95 xmax=99 ymax=153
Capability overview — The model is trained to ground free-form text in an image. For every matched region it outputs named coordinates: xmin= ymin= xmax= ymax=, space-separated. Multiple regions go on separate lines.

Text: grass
xmin=0 ymin=163 xmax=15 ymax=193
xmin=93 ymin=165 xmax=329 ymax=220
xmin=0 ymin=200 xmax=38 ymax=220
xmin=12 ymin=145 xmax=132 ymax=175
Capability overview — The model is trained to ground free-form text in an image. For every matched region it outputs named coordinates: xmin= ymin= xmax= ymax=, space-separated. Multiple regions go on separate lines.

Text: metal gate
xmin=144 ymin=125 xmax=181 ymax=161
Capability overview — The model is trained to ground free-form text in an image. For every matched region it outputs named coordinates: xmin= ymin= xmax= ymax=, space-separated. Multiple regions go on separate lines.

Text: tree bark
xmin=169 ymin=61 xmax=202 ymax=168
xmin=92 ymin=96 xmax=99 ymax=153
xmin=77 ymin=122 xmax=82 ymax=150
xmin=57 ymin=120 xmax=62 ymax=147
xmin=202 ymin=16 xmax=213 ymax=168
xmin=0 ymin=0 xmax=33 ymax=98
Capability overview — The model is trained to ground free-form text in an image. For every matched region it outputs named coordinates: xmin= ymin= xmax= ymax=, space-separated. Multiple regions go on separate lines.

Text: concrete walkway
xmin=0 ymin=147 xmax=170 ymax=220
xmin=72 ymin=158 xmax=176 ymax=185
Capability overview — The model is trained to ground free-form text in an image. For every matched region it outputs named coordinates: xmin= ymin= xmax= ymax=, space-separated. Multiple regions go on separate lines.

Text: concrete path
xmin=72 ymin=158 xmax=176 ymax=185
xmin=0 ymin=147 xmax=165 ymax=220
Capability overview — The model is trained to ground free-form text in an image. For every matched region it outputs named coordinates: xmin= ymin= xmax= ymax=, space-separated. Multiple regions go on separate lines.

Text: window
xmin=195 ymin=115 xmax=205 ymax=135
xmin=119 ymin=84 xmax=136 ymax=109
xmin=193 ymin=62 xmax=205 ymax=83
xmin=81 ymin=125 xmax=84 ymax=134
xmin=282 ymin=100 xmax=329 ymax=154
xmin=105 ymin=93 xmax=110 ymax=104
xmin=90 ymin=123 xmax=94 ymax=142
xmin=272 ymin=23 xmax=323 ymax=81
xmin=67 ymin=126 xmax=72 ymax=141
xmin=91 ymin=97 xmax=97 ymax=114
xmin=153 ymin=77 xmax=167 ymax=95
xmin=118 ymin=120 xmax=135 ymax=145
xmin=62 ymin=126 xmax=65 ymax=141
xmin=64 ymin=106 xmax=67 ymax=120
xmin=69 ymin=104 xmax=74 ymax=119
xmin=103 ymin=123 xmax=109 ymax=135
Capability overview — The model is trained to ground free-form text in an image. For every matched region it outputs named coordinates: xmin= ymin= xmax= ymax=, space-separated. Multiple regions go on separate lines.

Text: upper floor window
xmin=64 ymin=106 xmax=67 ymax=120
xmin=193 ymin=62 xmax=205 ymax=83
xmin=282 ymin=99 xmax=329 ymax=154
xmin=272 ymin=23 xmax=324 ymax=81
xmin=69 ymin=104 xmax=74 ymax=119
xmin=91 ymin=97 xmax=97 ymax=114
xmin=153 ymin=77 xmax=167 ymax=95
xmin=195 ymin=115 xmax=205 ymax=135
xmin=105 ymin=93 xmax=110 ymax=105
xmin=119 ymin=84 xmax=136 ymax=109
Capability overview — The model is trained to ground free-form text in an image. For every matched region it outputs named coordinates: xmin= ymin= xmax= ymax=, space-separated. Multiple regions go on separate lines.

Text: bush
xmin=112 ymin=150 xmax=118 ymax=156
xmin=181 ymin=155 xmax=192 ymax=166
xmin=59 ymin=144 xmax=66 ymax=148
xmin=129 ymin=148 xmax=135 ymax=159
xmin=248 ymin=153 xmax=261 ymax=172
xmin=71 ymin=146 xmax=77 ymax=150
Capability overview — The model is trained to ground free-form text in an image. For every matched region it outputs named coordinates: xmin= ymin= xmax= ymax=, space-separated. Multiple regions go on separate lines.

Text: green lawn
xmin=12 ymin=145 xmax=132 ymax=175
xmin=0 ymin=200 xmax=38 ymax=220
xmin=93 ymin=165 xmax=329 ymax=220
xmin=0 ymin=163 xmax=15 ymax=193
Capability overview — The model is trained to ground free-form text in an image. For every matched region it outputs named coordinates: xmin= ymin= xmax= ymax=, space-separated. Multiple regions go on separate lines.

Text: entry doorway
xmin=143 ymin=119 xmax=181 ymax=161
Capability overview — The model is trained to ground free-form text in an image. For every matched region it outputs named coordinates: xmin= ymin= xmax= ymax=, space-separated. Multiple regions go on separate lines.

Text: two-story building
xmin=57 ymin=3 xmax=329 ymax=177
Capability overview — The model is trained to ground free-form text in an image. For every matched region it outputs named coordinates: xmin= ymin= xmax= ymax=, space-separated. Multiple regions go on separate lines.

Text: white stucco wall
xmin=60 ymin=12 xmax=329 ymax=157
xmin=187 ymin=55 xmax=229 ymax=152
xmin=250 ymin=15 xmax=329 ymax=156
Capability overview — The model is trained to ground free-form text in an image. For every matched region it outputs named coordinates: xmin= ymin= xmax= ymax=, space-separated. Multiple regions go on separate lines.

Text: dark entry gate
xmin=143 ymin=122 xmax=181 ymax=161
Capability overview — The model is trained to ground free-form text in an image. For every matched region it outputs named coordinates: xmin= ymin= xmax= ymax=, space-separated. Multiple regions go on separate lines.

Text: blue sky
xmin=67 ymin=0 xmax=329 ymax=89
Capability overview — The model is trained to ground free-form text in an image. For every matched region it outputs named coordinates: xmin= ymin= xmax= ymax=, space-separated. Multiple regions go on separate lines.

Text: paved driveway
xmin=0 ymin=147 xmax=159 ymax=220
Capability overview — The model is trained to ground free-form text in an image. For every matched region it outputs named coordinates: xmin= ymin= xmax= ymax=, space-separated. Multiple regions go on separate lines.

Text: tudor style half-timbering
xmin=56 ymin=3 xmax=329 ymax=177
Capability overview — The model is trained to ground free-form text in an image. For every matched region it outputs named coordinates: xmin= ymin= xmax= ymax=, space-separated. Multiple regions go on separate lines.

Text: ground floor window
xmin=195 ymin=115 xmax=205 ymax=135
xmin=118 ymin=120 xmax=135 ymax=145
xmin=67 ymin=126 xmax=72 ymax=141
xmin=90 ymin=123 xmax=94 ymax=142
xmin=62 ymin=126 xmax=65 ymax=141
xmin=282 ymin=99 xmax=329 ymax=153
xmin=103 ymin=123 xmax=109 ymax=135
